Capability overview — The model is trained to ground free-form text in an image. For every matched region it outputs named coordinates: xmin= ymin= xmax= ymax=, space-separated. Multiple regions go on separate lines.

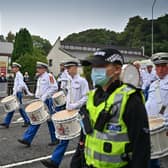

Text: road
xmin=0 ymin=98 xmax=78 ymax=168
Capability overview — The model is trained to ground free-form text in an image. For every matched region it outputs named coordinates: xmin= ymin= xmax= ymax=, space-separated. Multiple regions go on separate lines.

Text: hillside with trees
xmin=63 ymin=14 xmax=168 ymax=56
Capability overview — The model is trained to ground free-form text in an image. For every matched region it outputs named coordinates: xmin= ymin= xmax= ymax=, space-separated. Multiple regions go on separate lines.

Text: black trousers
xmin=70 ymin=131 xmax=86 ymax=168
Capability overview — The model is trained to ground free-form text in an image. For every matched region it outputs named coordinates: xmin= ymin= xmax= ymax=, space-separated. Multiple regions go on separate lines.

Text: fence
xmin=0 ymin=81 xmax=37 ymax=97
xmin=0 ymin=82 xmax=8 ymax=97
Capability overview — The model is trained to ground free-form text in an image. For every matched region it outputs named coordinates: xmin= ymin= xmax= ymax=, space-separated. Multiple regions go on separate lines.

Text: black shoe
xmin=0 ymin=123 xmax=9 ymax=128
xmin=41 ymin=160 xmax=58 ymax=168
xmin=22 ymin=122 xmax=30 ymax=127
xmin=18 ymin=139 xmax=31 ymax=147
xmin=48 ymin=140 xmax=59 ymax=146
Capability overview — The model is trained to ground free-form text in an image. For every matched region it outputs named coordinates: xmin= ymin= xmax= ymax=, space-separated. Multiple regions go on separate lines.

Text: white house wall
xmin=47 ymin=38 xmax=80 ymax=76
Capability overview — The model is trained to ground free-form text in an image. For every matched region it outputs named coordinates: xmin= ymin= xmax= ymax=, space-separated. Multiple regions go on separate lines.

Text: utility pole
xmin=152 ymin=0 xmax=157 ymax=56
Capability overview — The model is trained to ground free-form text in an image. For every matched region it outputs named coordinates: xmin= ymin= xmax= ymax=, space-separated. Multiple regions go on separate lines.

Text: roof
xmin=47 ymin=36 xmax=76 ymax=59
xmin=61 ymin=41 xmax=142 ymax=52
xmin=0 ymin=42 xmax=13 ymax=56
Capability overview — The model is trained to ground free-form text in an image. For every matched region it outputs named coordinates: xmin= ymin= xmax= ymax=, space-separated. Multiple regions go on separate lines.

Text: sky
xmin=0 ymin=0 xmax=168 ymax=44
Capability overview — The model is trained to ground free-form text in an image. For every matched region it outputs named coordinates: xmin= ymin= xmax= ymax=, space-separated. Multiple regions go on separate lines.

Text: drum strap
xmin=155 ymin=80 xmax=167 ymax=115
xmin=36 ymin=78 xmax=42 ymax=97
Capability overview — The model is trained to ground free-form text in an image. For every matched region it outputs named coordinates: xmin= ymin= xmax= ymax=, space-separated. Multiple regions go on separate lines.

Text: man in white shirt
xmin=0 ymin=62 xmax=30 ymax=128
xmin=146 ymin=52 xmax=168 ymax=168
xmin=142 ymin=62 xmax=157 ymax=100
xmin=41 ymin=61 xmax=89 ymax=168
xmin=18 ymin=62 xmax=59 ymax=147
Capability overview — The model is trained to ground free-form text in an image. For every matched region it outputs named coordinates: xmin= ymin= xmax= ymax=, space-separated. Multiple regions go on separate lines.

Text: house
xmin=0 ymin=42 xmax=13 ymax=76
xmin=47 ymin=37 xmax=80 ymax=76
xmin=47 ymin=37 xmax=148 ymax=76
xmin=61 ymin=41 xmax=148 ymax=62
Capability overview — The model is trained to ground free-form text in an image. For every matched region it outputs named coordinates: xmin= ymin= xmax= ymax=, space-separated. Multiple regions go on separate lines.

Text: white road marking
xmin=1 ymin=150 xmax=75 ymax=168
xmin=12 ymin=118 xmax=24 ymax=124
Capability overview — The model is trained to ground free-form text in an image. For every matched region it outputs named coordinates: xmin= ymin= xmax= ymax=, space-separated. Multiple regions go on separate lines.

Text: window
xmin=49 ymin=59 xmax=53 ymax=67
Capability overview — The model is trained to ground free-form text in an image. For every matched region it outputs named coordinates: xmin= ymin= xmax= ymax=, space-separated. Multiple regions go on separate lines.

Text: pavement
xmin=0 ymin=98 xmax=78 ymax=168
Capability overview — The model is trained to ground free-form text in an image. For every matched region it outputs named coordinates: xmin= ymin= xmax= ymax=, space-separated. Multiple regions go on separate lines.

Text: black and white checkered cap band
xmin=105 ymin=54 xmax=123 ymax=64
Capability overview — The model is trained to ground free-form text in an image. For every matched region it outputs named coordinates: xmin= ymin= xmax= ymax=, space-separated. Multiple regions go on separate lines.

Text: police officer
xmin=18 ymin=62 xmax=59 ymax=146
xmin=81 ymin=49 xmax=150 ymax=168
xmin=41 ymin=61 xmax=89 ymax=168
xmin=0 ymin=62 xmax=30 ymax=128
xmin=146 ymin=52 xmax=168 ymax=168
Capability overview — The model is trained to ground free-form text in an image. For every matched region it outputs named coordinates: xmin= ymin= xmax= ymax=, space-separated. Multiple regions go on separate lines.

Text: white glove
xmin=67 ymin=103 xmax=79 ymax=110
xmin=13 ymin=92 xmax=16 ymax=96
xmin=27 ymin=92 xmax=34 ymax=96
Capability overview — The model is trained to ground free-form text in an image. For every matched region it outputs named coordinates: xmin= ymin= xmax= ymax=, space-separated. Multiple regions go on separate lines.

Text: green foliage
xmin=64 ymin=29 xmax=118 ymax=46
xmin=32 ymin=35 xmax=52 ymax=55
xmin=6 ymin=31 xmax=15 ymax=43
xmin=0 ymin=35 xmax=5 ymax=42
xmin=16 ymin=49 xmax=47 ymax=79
xmin=64 ymin=14 xmax=168 ymax=56
xmin=12 ymin=28 xmax=33 ymax=62
xmin=83 ymin=65 xmax=93 ymax=89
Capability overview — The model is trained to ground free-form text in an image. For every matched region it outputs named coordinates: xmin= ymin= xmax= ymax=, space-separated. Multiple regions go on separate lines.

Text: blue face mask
xmin=91 ymin=68 xmax=110 ymax=86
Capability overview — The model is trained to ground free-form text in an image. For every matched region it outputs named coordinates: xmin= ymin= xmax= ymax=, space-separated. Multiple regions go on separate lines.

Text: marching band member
xmin=133 ymin=60 xmax=146 ymax=88
xmin=146 ymin=53 xmax=168 ymax=168
xmin=141 ymin=62 xmax=157 ymax=100
xmin=57 ymin=62 xmax=70 ymax=94
xmin=41 ymin=61 xmax=89 ymax=168
xmin=18 ymin=61 xmax=59 ymax=147
xmin=0 ymin=62 xmax=30 ymax=128
xmin=80 ymin=49 xmax=150 ymax=168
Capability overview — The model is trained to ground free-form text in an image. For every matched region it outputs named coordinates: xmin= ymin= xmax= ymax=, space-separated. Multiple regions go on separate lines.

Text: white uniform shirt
xmin=57 ymin=70 xmax=70 ymax=90
xmin=35 ymin=72 xmax=58 ymax=101
xmin=13 ymin=71 xmax=27 ymax=95
xmin=141 ymin=70 xmax=157 ymax=90
xmin=66 ymin=74 xmax=89 ymax=110
xmin=146 ymin=74 xmax=168 ymax=118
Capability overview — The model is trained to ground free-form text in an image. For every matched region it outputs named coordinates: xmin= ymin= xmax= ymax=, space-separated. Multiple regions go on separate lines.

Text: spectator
xmin=0 ymin=73 xmax=7 ymax=82
xmin=24 ymin=72 xmax=30 ymax=82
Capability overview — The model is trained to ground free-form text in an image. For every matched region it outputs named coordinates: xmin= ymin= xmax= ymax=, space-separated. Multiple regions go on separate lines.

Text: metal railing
xmin=6 ymin=81 xmax=37 ymax=96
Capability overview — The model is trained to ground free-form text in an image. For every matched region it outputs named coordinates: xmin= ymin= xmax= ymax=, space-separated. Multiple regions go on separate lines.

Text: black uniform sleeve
xmin=123 ymin=92 xmax=150 ymax=168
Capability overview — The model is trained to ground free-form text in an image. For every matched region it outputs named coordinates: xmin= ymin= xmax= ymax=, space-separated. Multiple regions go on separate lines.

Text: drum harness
xmin=155 ymin=80 xmax=167 ymax=115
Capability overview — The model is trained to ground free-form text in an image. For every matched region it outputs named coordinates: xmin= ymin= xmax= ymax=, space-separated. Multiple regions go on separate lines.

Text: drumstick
xmin=159 ymin=105 xmax=167 ymax=115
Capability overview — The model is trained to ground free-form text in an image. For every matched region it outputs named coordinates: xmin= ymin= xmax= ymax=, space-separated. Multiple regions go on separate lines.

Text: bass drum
xmin=120 ymin=64 xmax=140 ymax=88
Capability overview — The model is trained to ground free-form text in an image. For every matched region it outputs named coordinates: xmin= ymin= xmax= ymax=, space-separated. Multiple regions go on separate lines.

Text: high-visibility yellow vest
xmin=85 ymin=84 xmax=137 ymax=168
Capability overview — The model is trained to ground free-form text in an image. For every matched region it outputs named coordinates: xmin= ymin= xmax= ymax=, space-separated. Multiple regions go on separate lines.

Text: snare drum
xmin=1 ymin=95 xmax=19 ymax=112
xmin=52 ymin=91 xmax=66 ymax=107
xmin=52 ymin=110 xmax=81 ymax=140
xmin=149 ymin=117 xmax=168 ymax=159
xmin=25 ymin=100 xmax=49 ymax=125
xmin=120 ymin=64 xmax=140 ymax=88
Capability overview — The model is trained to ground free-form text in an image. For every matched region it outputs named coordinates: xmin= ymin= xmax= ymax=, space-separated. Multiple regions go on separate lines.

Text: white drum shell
xmin=149 ymin=118 xmax=168 ymax=159
xmin=52 ymin=91 xmax=66 ymax=107
xmin=26 ymin=101 xmax=49 ymax=125
xmin=52 ymin=110 xmax=81 ymax=140
xmin=1 ymin=95 xmax=19 ymax=112
xmin=120 ymin=64 xmax=140 ymax=88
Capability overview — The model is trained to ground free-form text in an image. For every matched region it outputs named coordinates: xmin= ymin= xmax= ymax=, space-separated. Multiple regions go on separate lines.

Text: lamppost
xmin=152 ymin=0 xmax=157 ymax=56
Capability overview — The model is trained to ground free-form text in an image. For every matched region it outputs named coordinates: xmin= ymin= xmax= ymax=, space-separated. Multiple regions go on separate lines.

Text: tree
xmin=6 ymin=31 xmax=15 ymax=42
xmin=0 ymin=35 xmax=5 ymax=42
xmin=12 ymin=28 xmax=33 ymax=62
xmin=63 ymin=14 xmax=168 ymax=56
xmin=64 ymin=29 xmax=118 ymax=46
xmin=83 ymin=65 xmax=93 ymax=89
xmin=32 ymin=35 xmax=52 ymax=55
xmin=16 ymin=49 xmax=47 ymax=79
